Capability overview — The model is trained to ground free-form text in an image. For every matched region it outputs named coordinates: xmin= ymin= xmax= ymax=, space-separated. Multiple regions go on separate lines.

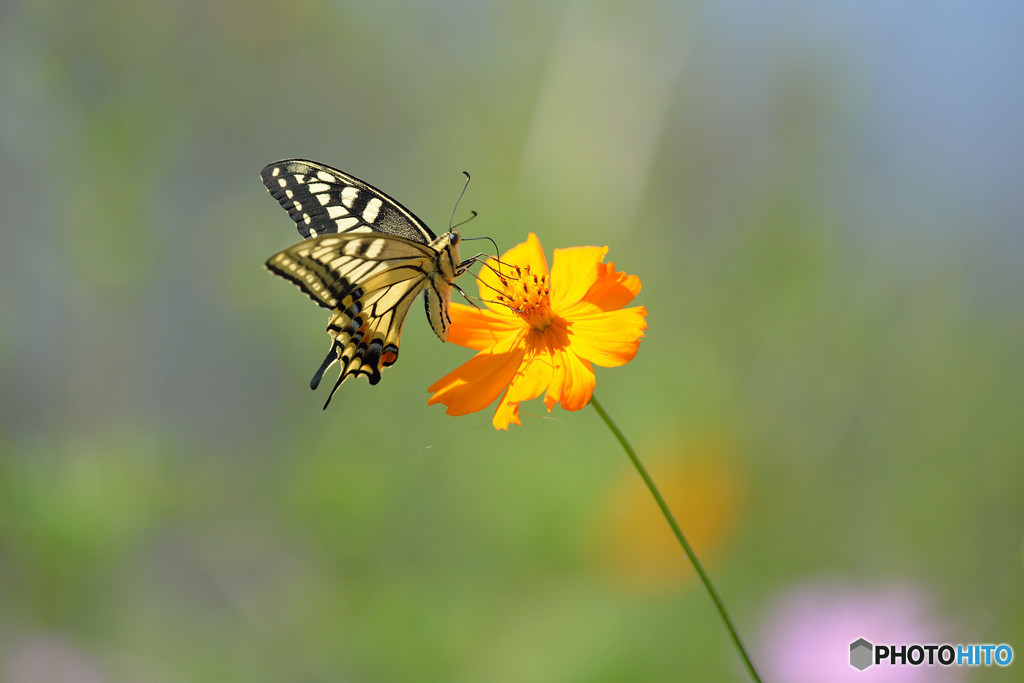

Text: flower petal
xmin=549 ymin=245 xmax=608 ymax=312
xmin=583 ymin=261 xmax=642 ymax=311
xmin=491 ymin=396 xmax=520 ymax=430
xmin=564 ymin=304 xmax=649 ymax=367
xmin=543 ymin=347 xmax=596 ymax=412
xmin=446 ymin=302 xmax=522 ymax=351
xmin=476 ymin=233 xmax=549 ymax=311
xmin=492 ymin=334 xmax=555 ymax=429
xmin=506 ymin=232 xmax=550 ymax=276
xmin=427 ymin=334 xmax=526 ymax=415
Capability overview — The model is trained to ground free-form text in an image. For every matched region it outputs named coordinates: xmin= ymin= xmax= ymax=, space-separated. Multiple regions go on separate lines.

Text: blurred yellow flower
xmin=593 ymin=440 xmax=745 ymax=593
xmin=427 ymin=233 xmax=648 ymax=430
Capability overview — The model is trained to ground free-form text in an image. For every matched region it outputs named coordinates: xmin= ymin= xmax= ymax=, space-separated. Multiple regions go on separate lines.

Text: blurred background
xmin=1 ymin=0 xmax=1022 ymax=681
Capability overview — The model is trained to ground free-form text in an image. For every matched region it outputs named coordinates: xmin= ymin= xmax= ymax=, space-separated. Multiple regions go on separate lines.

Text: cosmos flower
xmin=428 ymin=233 xmax=648 ymax=429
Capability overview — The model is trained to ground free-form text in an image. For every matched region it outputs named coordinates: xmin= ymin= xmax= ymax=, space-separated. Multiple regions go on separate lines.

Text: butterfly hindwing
xmin=261 ymin=159 xmax=436 ymax=242
xmin=265 ymin=204 xmax=464 ymax=405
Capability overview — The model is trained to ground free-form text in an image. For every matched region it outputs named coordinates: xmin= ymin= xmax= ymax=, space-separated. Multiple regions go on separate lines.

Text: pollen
xmin=497 ymin=265 xmax=555 ymax=331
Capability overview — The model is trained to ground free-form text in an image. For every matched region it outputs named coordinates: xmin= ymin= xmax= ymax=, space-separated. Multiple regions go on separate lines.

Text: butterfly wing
xmin=263 ymin=160 xmax=469 ymax=403
xmin=261 ymin=159 xmax=436 ymax=242
xmin=265 ymin=232 xmax=446 ymax=405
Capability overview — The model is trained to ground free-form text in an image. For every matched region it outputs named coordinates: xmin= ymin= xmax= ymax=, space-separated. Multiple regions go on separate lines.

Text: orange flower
xmin=427 ymin=233 xmax=648 ymax=430
xmin=592 ymin=440 xmax=745 ymax=594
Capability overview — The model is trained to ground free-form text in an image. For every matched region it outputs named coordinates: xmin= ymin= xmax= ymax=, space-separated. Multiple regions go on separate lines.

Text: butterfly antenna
xmin=452 ymin=210 xmax=478 ymax=231
xmin=449 ymin=171 xmax=472 ymax=231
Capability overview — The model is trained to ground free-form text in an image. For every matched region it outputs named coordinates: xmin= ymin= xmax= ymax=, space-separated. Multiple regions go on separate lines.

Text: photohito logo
xmin=850 ymin=638 xmax=1013 ymax=671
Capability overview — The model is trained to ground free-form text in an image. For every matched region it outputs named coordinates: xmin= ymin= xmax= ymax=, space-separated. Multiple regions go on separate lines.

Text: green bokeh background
xmin=1 ymin=1 xmax=1022 ymax=681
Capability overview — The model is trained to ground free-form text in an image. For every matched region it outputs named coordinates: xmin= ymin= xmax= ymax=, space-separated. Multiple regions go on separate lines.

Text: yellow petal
xmin=564 ymin=304 xmax=649 ymax=367
xmin=508 ymin=339 xmax=555 ymax=403
xmin=491 ymin=395 xmax=520 ymax=430
xmin=427 ymin=338 xmax=526 ymax=415
xmin=543 ymin=347 xmax=596 ymax=412
xmin=446 ymin=303 xmax=522 ymax=351
xmin=549 ymin=245 xmax=608 ymax=312
xmin=492 ymin=338 xmax=555 ymax=429
xmin=506 ymin=232 xmax=550 ymax=277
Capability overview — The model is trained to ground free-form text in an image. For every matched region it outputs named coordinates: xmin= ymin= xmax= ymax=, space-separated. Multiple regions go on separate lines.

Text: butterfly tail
xmin=323 ymin=374 xmax=344 ymax=410
xmin=311 ymin=342 xmax=340 ymax=391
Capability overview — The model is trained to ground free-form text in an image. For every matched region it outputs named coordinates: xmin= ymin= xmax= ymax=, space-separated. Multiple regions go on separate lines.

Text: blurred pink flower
xmin=757 ymin=581 xmax=964 ymax=683
xmin=3 ymin=636 xmax=108 ymax=683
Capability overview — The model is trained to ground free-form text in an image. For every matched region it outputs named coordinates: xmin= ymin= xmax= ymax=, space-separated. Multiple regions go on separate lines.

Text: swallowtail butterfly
xmin=262 ymin=159 xmax=476 ymax=407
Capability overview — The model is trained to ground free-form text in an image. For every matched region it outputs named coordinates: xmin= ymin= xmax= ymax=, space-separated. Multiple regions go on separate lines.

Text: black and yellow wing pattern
xmin=262 ymin=159 xmax=467 ymax=407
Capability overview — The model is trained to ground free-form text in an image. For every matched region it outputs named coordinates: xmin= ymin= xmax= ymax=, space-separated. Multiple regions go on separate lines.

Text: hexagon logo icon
xmin=850 ymin=638 xmax=873 ymax=670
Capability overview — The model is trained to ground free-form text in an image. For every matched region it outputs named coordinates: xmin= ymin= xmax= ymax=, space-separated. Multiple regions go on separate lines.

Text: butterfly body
xmin=262 ymin=159 xmax=468 ymax=406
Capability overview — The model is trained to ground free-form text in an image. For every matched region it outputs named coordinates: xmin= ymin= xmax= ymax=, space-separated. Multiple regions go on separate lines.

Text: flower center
xmin=497 ymin=265 xmax=556 ymax=331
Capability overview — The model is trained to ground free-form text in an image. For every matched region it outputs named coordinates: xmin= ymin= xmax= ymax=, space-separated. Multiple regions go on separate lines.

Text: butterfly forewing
xmin=261 ymin=159 xmax=436 ymax=242
xmin=262 ymin=160 xmax=467 ymax=405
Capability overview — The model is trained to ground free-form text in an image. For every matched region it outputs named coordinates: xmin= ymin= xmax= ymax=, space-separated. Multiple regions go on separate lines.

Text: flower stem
xmin=590 ymin=395 xmax=762 ymax=683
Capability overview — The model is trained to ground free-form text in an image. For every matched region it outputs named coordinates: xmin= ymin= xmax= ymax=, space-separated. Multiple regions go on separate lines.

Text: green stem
xmin=590 ymin=395 xmax=762 ymax=683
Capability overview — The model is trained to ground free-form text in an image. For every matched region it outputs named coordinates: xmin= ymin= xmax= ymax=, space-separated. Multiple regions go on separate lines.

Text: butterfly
xmin=262 ymin=159 xmax=478 ymax=407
